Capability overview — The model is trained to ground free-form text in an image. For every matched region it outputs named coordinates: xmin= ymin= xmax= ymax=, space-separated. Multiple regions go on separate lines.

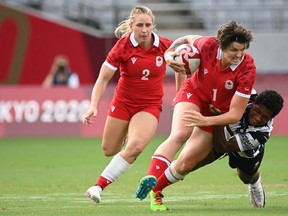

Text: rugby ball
xmin=174 ymin=44 xmax=200 ymax=75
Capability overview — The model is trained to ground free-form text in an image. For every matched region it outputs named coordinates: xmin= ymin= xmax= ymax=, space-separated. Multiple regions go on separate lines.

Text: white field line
xmin=0 ymin=191 xmax=287 ymax=203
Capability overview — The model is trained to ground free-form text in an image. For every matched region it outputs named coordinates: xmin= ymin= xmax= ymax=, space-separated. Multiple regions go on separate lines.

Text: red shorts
xmin=107 ymin=97 xmax=162 ymax=121
xmin=174 ymin=81 xmax=214 ymax=134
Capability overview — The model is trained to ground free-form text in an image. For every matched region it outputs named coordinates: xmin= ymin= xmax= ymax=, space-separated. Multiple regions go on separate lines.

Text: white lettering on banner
xmin=41 ymin=100 xmax=54 ymax=123
xmin=67 ymin=100 xmax=82 ymax=123
xmin=54 ymin=100 xmax=67 ymax=122
xmin=0 ymin=99 xmax=90 ymax=123
xmin=24 ymin=100 xmax=39 ymax=123
xmin=0 ymin=101 xmax=13 ymax=122
xmin=14 ymin=101 xmax=27 ymax=122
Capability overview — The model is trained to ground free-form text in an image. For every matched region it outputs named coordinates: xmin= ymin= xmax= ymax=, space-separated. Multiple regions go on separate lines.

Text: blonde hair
xmin=114 ymin=5 xmax=155 ymax=38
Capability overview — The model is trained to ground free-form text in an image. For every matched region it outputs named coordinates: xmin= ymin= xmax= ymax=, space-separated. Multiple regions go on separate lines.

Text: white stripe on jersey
xmin=224 ymin=116 xmax=273 ymax=158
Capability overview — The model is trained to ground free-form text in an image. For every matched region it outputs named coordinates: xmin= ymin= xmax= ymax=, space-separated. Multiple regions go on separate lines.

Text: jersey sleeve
xmin=104 ymin=39 xmax=124 ymax=70
xmin=233 ymin=127 xmax=271 ymax=152
xmin=235 ymin=54 xmax=256 ymax=97
xmin=224 ymin=118 xmax=273 ymax=152
xmin=193 ymin=36 xmax=215 ymax=54
xmin=234 ymin=133 xmax=261 ymax=151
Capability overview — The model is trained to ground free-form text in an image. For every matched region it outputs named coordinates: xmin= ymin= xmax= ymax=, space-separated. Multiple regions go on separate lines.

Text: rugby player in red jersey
xmin=84 ymin=5 xmax=173 ymax=204
xmin=136 ymin=20 xmax=257 ymax=211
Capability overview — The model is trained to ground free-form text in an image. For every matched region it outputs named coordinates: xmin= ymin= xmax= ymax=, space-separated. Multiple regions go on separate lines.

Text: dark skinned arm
xmin=210 ymin=104 xmax=241 ymax=153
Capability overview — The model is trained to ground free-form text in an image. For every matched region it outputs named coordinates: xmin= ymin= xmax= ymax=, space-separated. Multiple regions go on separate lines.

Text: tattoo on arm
xmin=170 ymin=36 xmax=189 ymax=50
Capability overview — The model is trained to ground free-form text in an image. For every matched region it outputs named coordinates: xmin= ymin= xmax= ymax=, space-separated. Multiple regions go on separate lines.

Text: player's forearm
xmin=213 ymin=126 xmax=229 ymax=153
xmin=205 ymin=112 xmax=242 ymax=126
xmin=90 ymin=80 xmax=108 ymax=108
xmin=169 ymin=36 xmax=189 ymax=51
xmin=169 ymin=35 xmax=201 ymax=50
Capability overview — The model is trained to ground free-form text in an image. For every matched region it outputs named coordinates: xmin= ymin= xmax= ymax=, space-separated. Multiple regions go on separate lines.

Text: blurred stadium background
xmin=0 ymin=0 xmax=287 ymax=137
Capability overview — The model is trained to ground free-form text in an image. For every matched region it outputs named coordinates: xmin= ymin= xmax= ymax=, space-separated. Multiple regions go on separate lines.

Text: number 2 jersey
xmin=104 ymin=32 xmax=172 ymax=106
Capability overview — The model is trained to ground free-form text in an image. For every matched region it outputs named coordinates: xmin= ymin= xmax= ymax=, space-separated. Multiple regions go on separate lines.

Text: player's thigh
xmin=192 ymin=150 xmax=218 ymax=172
xmin=170 ymin=102 xmax=200 ymax=141
xmin=126 ymin=111 xmax=158 ymax=151
xmin=102 ymin=116 xmax=129 ymax=155
xmin=176 ymin=127 xmax=213 ymax=173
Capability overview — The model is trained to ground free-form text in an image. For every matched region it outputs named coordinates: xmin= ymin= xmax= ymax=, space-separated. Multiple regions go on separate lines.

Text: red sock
xmin=147 ymin=155 xmax=171 ymax=179
xmin=95 ymin=176 xmax=112 ymax=190
xmin=153 ymin=172 xmax=173 ymax=192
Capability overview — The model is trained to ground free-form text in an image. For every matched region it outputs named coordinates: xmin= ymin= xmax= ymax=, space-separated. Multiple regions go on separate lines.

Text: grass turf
xmin=0 ymin=136 xmax=287 ymax=215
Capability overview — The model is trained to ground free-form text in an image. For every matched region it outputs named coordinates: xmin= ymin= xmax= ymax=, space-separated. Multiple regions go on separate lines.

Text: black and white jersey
xmin=224 ymin=103 xmax=273 ymax=159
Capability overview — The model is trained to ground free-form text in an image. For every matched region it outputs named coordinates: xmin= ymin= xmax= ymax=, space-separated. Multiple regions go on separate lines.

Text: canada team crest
xmin=225 ymin=80 xmax=234 ymax=90
xmin=156 ymin=56 xmax=163 ymax=67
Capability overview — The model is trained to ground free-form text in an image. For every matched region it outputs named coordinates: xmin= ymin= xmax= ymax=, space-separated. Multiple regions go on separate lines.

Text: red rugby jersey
xmin=104 ymin=32 xmax=172 ymax=105
xmin=189 ymin=36 xmax=256 ymax=113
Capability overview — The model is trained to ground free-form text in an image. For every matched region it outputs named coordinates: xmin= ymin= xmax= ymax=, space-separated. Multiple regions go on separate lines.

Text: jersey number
xmin=212 ymin=89 xmax=217 ymax=101
xmin=141 ymin=69 xmax=150 ymax=80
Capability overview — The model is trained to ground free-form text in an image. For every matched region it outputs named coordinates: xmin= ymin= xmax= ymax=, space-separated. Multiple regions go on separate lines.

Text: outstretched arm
xmin=182 ymin=94 xmax=249 ymax=127
xmin=207 ymin=104 xmax=241 ymax=153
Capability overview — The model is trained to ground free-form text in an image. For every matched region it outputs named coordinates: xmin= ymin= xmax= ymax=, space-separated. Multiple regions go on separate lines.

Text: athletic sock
xmin=154 ymin=161 xmax=185 ymax=191
xmin=147 ymin=154 xmax=171 ymax=179
xmin=251 ymin=175 xmax=262 ymax=187
xmin=95 ymin=153 xmax=132 ymax=190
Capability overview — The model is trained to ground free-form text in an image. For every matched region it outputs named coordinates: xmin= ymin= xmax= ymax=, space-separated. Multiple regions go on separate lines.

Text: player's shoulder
xmin=197 ymin=36 xmax=217 ymax=44
xmin=243 ymin=52 xmax=255 ymax=61
xmin=241 ymin=53 xmax=257 ymax=72
xmin=195 ymin=36 xmax=217 ymax=52
xmin=110 ymin=34 xmax=133 ymax=55
xmin=161 ymin=36 xmax=173 ymax=42
xmin=158 ymin=35 xmax=173 ymax=47
xmin=115 ymin=35 xmax=130 ymax=45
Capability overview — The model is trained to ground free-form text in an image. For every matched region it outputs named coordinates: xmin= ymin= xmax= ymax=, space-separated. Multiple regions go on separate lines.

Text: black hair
xmin=254 ymin=89 xmax=284 ymax=117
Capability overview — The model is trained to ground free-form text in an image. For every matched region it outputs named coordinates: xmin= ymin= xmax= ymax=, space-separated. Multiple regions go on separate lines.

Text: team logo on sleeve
xmin=225 ymin=80 xmax=233 ymax=90
xmin=156 ymin=56 xmax=163 ymax=67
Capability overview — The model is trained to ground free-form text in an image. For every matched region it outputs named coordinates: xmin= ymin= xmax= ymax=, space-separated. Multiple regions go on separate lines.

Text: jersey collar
xmin=130 ymin=32 xmax=160 ymax=47
xmin=217 ymin=48 xmax=244 ymax=71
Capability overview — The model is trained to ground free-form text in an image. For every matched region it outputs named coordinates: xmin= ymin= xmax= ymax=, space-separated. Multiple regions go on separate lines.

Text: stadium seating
xmin=3 ymin=0 xmax=288 ymax=32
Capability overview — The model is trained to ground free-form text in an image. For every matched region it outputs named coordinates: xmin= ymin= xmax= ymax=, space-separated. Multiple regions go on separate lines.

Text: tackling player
xmin=143 ymin=89 xmax=284 ymax=210
xmin=136 ymin=20 xmax=257 ymax=211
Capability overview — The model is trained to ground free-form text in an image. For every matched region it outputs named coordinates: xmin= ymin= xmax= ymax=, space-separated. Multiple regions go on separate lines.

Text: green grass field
xmin=0 ymin=136 xmax=288 ymax=216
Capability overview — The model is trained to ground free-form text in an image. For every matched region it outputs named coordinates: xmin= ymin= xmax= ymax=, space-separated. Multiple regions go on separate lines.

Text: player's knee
xmin=102 ymin=148 xmax=117 ymax=157
xmin=169 ymin=131 xmax=190 ymax=146
xmin=125 ymin=141 xmax=145 ymax=158
xmin=175 ymin=161 xmax=193 ymax=175
xmin=102 ymin=143 xmax=121 ymax=157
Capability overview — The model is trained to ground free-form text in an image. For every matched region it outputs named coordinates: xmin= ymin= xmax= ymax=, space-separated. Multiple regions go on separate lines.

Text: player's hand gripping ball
xmin=174 ymin=44 xmax=200 ymax=75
